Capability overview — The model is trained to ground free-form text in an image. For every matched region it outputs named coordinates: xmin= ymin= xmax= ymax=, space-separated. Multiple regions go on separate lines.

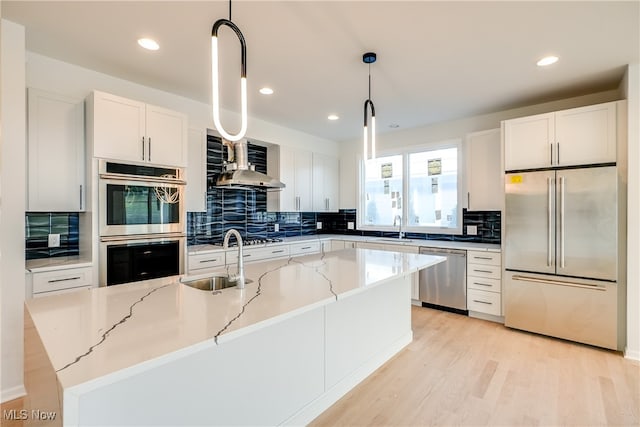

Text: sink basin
xmin=180 ymin=274 xmax=253 ymax=291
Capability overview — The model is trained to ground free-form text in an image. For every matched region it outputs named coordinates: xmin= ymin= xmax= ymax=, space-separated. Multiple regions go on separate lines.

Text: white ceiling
xmin=3 ymin=1 xmax=639 ymax=142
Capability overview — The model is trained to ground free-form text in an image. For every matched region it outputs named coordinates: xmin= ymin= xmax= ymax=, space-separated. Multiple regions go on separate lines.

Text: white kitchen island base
xmin=61 ymin=276 xmax=409 ymax=426
xmin=25 ymin=249 xmax=443 ymax=426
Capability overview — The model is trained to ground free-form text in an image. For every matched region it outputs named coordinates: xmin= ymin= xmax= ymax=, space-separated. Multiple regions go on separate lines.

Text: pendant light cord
xmin=229 ymin=0 xmax=232 ymax=20
xmin=368 ymin=63 xmax=372 ymax=100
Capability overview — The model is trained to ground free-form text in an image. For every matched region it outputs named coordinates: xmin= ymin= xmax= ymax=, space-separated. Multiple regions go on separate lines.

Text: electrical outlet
xmin=466 ymin=225 xmax=478 ymax=236
xmin=274 ymin=224 xmax=279 ymax=232
xmin=347 ymin=221 xmax=355 ymax=230
xmin=316 ymin=222 xmax=322 ymax=230
xmin=48 ymin=233 xmax=61 ymax=248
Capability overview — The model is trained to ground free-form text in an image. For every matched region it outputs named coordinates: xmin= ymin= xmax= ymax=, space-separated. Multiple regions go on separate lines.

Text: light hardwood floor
xmin=3 ymin=306 xmax=639 ymax=426
xmin=311 ymin=306 xmax=640 ymax=426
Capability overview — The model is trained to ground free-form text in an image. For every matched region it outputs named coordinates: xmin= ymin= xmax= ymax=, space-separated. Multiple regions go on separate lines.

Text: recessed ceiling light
xmin=138 ymin=38 xmax=159 ymax=51
xmin=328 ymin=114 xmax=339 ymax=121
xmin=537 ymin=55 xmax=559 ymax=67
xmin=259 ymin=87 xmax=274 ymax=95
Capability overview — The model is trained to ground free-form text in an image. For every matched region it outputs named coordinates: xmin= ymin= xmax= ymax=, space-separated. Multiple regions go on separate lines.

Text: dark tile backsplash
xmin=188 ymin=135 xmax=501 ymax=246
xmin=25 ymin=212 xmax=79 ymax=260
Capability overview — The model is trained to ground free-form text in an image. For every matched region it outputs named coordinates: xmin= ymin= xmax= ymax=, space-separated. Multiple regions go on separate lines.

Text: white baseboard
xmin=1 ymin=384 xmax=26 ymax=403
xmin=624 ymin=346 xmax=640 ymax=361
xmin=282 ymin=331 xmax=413 ymax=426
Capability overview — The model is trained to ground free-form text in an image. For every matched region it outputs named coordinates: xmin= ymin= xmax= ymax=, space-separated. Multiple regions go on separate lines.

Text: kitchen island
xmin=24 ymin=248 xmax=443 ymax=426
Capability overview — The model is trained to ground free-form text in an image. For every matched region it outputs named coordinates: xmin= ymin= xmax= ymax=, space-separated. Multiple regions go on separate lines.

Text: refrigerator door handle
xmin=559 ymin=176 xmax=565 ymax=269
xmin=512 ymin=275 xmax=607 ymax=291
xmin=547 ymin=177 xmax=554 ymax=267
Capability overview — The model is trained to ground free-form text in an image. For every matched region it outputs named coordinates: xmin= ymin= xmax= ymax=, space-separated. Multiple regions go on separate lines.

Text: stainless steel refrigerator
xmin=504 ymin=165 xmax=621 ymax=350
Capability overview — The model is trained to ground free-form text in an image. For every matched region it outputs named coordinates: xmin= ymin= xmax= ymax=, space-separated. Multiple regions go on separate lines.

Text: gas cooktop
xmin=215 ymin=238 xmax=283 ymax=247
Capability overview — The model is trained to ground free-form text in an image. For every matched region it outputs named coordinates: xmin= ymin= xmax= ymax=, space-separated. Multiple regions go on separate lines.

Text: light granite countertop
xmin=25 ymin=248 xmax=444 ymax=391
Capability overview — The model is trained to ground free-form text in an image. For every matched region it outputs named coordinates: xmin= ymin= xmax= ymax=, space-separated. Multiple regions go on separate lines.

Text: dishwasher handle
xmin=419 ymin=247 xmax=466 ymax=257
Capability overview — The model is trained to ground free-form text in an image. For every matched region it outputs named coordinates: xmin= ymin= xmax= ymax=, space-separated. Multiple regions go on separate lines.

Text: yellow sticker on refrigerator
xmin=510 ymin=175 xmax=523 ymax=184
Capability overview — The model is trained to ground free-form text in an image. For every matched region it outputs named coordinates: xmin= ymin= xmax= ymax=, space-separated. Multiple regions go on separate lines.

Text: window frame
xmin=357 ymin=138 xmax=464 ymax=235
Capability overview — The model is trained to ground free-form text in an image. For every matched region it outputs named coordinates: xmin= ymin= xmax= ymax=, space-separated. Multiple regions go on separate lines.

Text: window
xmin=359 ymin=140 xmax=462 ymax=234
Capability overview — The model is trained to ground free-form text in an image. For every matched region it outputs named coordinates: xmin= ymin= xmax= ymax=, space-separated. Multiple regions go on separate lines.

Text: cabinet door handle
xmin=556 ymin=142 xmax=560 ymax=164
xmin=472 ymin=300 xmax=493 ymax=305
xmin=550 ymin=142 xmax=553 ymax=165
xmin=473 ymin=269 xmax=493 ymax=274
xmin=473 ymin=256 xmax=492 ymax=260
xmin=48 ymin=276 xmax=81 ymax=283
xmin=301 ymin=246 xmax=311 ymax=250
xmin=79 ymin=185 xmax=83 ymax=210
xmin=148 ymin=137 xmax=152 ymax=161
xmin=142 ymin=137 xmax=146 ymax=160
xmin=243 ymin=254 xmax=252 ymax=258
xmin=199 ymin=259 xmax=218 ymax=263
xmin=271 ymin=250 xmax=285 ymax=254
xmin=467 ymin=192 xmax=470 ymax=209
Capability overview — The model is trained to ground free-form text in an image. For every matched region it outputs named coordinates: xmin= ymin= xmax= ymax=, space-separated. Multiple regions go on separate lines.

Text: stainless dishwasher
xmin=418 ymin=247 xmax=467 ymax=312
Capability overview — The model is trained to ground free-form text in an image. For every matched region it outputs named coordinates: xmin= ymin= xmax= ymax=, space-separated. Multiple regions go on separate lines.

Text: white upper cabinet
xmin=312 ymin=153 xmax=339 ymax=212
xmin=503 ymin=112 xmax=555 ymax=170
xmin=27 ymin=88 xmax=85 ymax=211
xmin=555 ymin=102 xmax=617 ymax=166
xmin=269 ymin=145 xmax=313 ymax=212
xmin=88 ymin=90 xmax=187 ymax=167
xmin=186 ymin=128 xmax=207 ymax=212
xmin=466 ymin=129 xmax=503 ymax=211
xmin=504 ymin=101 xmax=618 ymax=171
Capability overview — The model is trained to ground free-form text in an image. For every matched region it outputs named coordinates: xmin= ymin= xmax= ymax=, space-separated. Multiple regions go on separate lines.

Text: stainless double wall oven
xmin=98 ymin=160 xmax=186 ymax=286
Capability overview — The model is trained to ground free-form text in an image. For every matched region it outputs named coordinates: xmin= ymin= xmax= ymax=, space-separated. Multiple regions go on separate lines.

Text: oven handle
xmin=100 ymin=233 xmax=186 ymax=243
xmin=99 ymin=173 xmax=187 ymax=186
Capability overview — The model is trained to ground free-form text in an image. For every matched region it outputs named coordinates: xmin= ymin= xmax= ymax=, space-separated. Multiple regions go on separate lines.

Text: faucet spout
xmin=223 ymin=229 xmax=245 ymax=289
xmin=393 ymin=215 xmax=405 ymax=239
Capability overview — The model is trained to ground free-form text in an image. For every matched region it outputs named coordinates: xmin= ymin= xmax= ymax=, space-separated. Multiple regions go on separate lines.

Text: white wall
xmin=623 ymin=64 xmax=639 ymax=360
xmin=0 ymin=19 xmax=26 ymax=402
xmin=339 ymin=89 xmax=621 ymax=209
xmin=26 ymin=52 xmax=339 ymax=157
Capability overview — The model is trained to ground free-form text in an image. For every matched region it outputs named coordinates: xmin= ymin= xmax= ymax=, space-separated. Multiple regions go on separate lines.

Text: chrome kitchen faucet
xmin=223 ymin=229 xmax=245 ymax=289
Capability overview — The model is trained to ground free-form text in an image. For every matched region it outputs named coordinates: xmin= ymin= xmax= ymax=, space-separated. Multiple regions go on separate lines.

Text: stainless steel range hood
xmin=215 ymin=139 xmax=284 ymax=190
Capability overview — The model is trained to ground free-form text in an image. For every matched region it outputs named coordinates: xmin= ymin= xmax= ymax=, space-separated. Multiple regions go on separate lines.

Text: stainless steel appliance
xmin=99 ymin=234 xmax=185 ymax=286
xmin=99 ymin=160 xmax=186 ymax=237
xmin=216 ymin=139 xmax=284 ymax=190
xmin=418 ymin=247 xmax=467 ymax=312
xmin=98 ymin=160 xmax=187 ymax=286
xmin=504 ymin=165 xmax=620 ymax=349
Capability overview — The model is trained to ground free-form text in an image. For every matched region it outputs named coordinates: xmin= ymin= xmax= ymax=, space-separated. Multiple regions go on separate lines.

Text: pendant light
xmin=363 ymin=52 xmax=377 ymax=161
xmin=211 ymin=0 xmax=247 ymax=142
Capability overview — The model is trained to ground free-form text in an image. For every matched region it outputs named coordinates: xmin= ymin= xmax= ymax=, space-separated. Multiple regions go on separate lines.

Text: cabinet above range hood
xmin=215 ymin=139 xmax=285 ymax=190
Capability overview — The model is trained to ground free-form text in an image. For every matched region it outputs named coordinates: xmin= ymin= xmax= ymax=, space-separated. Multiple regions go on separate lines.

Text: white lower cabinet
xmin=30 ymin=266 xmax=93 ymax=298
xmin=289 ymin=241 xmax=321 ymax=256
xmin=467 ymin=250 xmax=502 ymax=319
xmin=188 ymin=252 xmax=226 ymax=274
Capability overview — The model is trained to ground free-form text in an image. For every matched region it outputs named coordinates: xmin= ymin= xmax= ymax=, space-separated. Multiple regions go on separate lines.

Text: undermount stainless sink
xmin=180 ymin=274 xmax=253 ymax=291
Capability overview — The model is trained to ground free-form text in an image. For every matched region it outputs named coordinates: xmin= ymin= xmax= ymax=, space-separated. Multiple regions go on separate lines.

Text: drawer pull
xmin=301 ymin=246 xmax=312 ymax=250
xmin=242 ymin=254 xmax=252 ymax=257
xmin=48 ymin=276 xmax=81 ymax=283
xmin=473 ymin=269 xmax=493 ymax=274
xmin=272 ymin=250 xmax=285 ymax=254
xmin=473 ymin=282 xmax=493 ymax=287
xmin=472 ymin=300 xmax=493 ymax=305
xmin=473 ymin=256 xmax=493 ymax=260
xmin=199 ymin=259 xmax=218 ymax=263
